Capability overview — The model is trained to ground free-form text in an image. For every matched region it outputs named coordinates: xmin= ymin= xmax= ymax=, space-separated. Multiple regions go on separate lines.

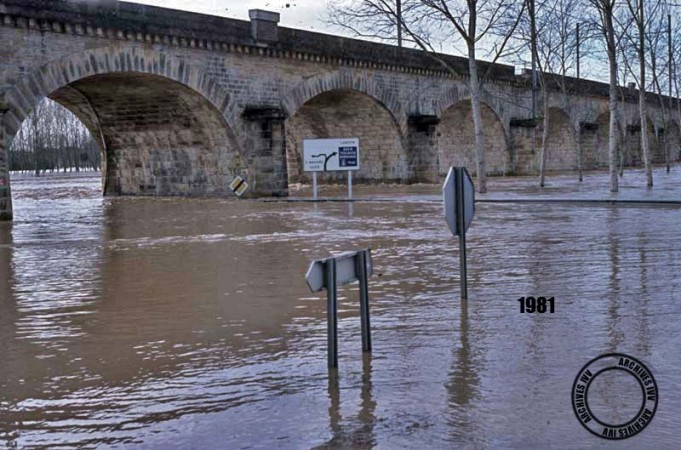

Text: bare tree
xmin=329 ymin=0 xmax=525 ymax=193
xmin=670 ymin=7 xmax=681 ymax=165
xmin=619 ymin=0 xmax=663 ymax=187
xmin=517 ymin=0 xmax=592 ymax=186
xmin=9 ymin=99 xmax=100 ymax=173
xmin=587 ymin=0 xmax=625 ymax=192
xmin=646 ymin=6 xmax=681 ymax=173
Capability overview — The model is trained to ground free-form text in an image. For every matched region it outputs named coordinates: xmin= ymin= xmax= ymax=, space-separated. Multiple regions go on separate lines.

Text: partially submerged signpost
xmin=443 ymin=167 xmax=475 ymax=300
xmin=303 ymin=138 xmax=359 ymax=199
xmin=305 ymin=249 xmax=373 ymax=369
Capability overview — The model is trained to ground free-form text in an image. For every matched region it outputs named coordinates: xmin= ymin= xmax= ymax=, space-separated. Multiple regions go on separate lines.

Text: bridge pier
xmin=0 ymin=106 xmax=12 ymax=222
xmin=407 ymin=115 xmax=441 ymax=182
xmin=242 ymin=107 xmax=289 ymax=197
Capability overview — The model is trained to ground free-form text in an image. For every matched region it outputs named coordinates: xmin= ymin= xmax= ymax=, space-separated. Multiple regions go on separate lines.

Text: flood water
xmin=1 ymin=169 xmax=681 ymax=449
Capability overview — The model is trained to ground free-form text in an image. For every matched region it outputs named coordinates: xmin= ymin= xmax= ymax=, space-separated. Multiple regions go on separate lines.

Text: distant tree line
xmin=9 ymin=99 xmax=100 ymax=174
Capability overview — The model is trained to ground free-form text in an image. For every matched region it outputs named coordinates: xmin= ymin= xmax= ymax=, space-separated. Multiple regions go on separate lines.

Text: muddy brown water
xmin=1 ymin=170 xmax=680 ymax=449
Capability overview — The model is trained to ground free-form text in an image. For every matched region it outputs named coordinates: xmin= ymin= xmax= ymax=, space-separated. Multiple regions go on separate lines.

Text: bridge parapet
xmin=0 ymin=0 xmax=514 ymax=82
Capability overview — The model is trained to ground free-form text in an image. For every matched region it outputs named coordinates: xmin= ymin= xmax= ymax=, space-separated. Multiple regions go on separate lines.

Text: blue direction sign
xmin=338 ymin=146 xmax=358 ymax=168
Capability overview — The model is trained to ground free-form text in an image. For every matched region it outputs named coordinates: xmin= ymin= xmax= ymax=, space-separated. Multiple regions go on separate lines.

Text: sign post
xmin=443 ymin=167 xmax=475 ymax=300
xmin=348 ymin=171 xmax=352 ymax=199
xmin=303 ymin=138 xmax=359 ymax=200
xmin=305 ymin=249 xmax=373 ymax=369
xmin=313 ymin=172 xmax=318 ymax=199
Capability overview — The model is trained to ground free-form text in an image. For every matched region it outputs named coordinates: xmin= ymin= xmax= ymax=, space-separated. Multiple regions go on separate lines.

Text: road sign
xmin=443 ymin=167 xmax=475 ymax=301
xmin=303 ymin=138 xmax=360 ymax=172
xmin=229 ymin=176 xmax=248 ymax=196
xmin=443 ymin=167 xmax=475 ymax=236
xmin=305 ymin=249 xmax=373 ymax=369
xmin=306 ymin=250 xmax=373 ymax=292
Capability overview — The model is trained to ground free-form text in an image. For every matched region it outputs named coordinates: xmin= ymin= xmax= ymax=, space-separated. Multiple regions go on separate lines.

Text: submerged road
xmin=0 ymin=167 xmax=680 ymax=448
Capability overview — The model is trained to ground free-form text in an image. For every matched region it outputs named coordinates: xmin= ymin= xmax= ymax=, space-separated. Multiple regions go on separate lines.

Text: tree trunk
xmin=539 ymin=88 xmax=550 ymax=187
xmin=639 ymin=90 xmax=652 ymax=186
xmin=605 ymin=10 xmax=619 ymax=192
xmin=468 ymin=42 xmax=487 ymax=193
xmin=618 ymin=117 xmax=626 ymax=176
xmin=638 ymin=0 xmax=652 ymax=187
xmin=577 ymin=125 xmax=584 ymax=182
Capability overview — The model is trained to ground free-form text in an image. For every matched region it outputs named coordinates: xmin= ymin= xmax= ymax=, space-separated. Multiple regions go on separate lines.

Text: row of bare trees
xmin=330 ymin=0 xmax=681 ymax=192
xmin=8 ymin=99 xmax=100 ymax=175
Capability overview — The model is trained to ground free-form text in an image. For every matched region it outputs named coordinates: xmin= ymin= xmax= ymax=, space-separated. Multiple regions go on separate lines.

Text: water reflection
xmin=446 ymin=300 xmax=480 ymax=443
xmin=606 ymin=207 xmax=624 ymax=351
xmin=0 ymin=222 xmax=19 ymax=448
xmin=316 ymin=354 xmax=376 ymax=449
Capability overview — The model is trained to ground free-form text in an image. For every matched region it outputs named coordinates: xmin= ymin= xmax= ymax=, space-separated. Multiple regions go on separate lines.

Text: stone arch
xmin=662 ymin=119 xmax=681 ymax=163
xmin=584 ymin=111 xmax=612 ymax=169
xmin=4 ymin=47 xmax=239 ymax=136
xmin=282 ymin=71 xmax=407 ymax=136
xmin=285 ymin=89 xmax=408 ymax=184
xmin=2 ymin=47 xmax=248 ymax=197
xmin=623 ymin=116 xmax=657 ymax=167
xmin=436 ymin=88 xmax=511 ymax=139
xmin=543 ymin=107 xmax=578 ymax=171
xmin=437 ymin=100 xmax=509 ymax=176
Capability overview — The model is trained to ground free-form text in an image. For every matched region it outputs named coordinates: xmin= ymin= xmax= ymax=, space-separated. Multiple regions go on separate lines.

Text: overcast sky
xmin=129 ymin=0 xmax=335 ymax=33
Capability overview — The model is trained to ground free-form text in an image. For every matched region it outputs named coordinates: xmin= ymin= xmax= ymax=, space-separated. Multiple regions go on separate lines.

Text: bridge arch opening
xmin=662 ymin=120 xmax=681 ymax=163
xmin=285 ymin=89 xmax=407 ymax=185
xmin=587 ymin=112 xmax=612 ymax=169
xmin=623 ymin=116 xmax=657 ymax=167
xmin=543 ymin=108 xmax=578 ymax=171
xmin=5 ymin=71 xmax=247 ymax=206
xmin=47 ymin=72 xmax=248 ymax=196
xmin=438 ymin=101 xmax=508 ymax=176
xmin=8 ymin=99 xmax=101 ymax=175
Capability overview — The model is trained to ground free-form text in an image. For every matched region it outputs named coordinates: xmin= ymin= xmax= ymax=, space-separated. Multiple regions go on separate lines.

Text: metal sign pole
xmin=357 ymin=250 xmax=372 ymax=352
xmin=306 ymin=249 xmax=374 ymax=371
xmin=348 ymin=170 xmax=353 ymax=199
xmin=456 ymin=168 xmax=468 ymax=301
xmin=325 ymin=259 xmax=339 ymax=369
xmin=313 ymin=172 xmax=318 ymax=199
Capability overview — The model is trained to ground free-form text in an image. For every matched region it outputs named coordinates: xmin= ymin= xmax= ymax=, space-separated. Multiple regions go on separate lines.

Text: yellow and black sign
xmin=229 ymin=176 xmax=248 ymax=197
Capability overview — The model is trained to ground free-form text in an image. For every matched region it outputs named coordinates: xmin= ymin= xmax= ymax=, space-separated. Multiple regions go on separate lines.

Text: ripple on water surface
xmin=1 ymin=170 xmax=680 ymax=448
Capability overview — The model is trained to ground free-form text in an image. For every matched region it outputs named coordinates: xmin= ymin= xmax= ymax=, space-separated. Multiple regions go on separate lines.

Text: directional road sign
xmin=305 ymin=249 xmax=374 ymax=369
xmin=305 ymin=250 xmax=373 ymax=292
xmin=303 ymin=138 xmax=360 ymax=172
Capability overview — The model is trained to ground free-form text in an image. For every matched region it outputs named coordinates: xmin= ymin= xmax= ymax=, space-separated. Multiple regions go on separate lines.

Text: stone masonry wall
xmin=438 ymin=102 xmax=509 ymax=176
xmin=1 ymin=0 xmax=681 ymax=221
xmin=544 ymin=108 xmax=578 ymax=171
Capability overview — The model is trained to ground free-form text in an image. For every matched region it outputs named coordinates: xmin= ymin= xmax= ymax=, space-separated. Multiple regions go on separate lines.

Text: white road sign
xmin=443 ymin=166 xmax=475 ymax=236
xmin=303 ymin=138 xmax=360 ymax=172
xmin=305 ymin=250 xmax=373 ymax=292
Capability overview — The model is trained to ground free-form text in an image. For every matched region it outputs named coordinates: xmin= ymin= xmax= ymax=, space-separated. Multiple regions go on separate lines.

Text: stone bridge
xmin=1 ymin=0 xmax=679 ymax=220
